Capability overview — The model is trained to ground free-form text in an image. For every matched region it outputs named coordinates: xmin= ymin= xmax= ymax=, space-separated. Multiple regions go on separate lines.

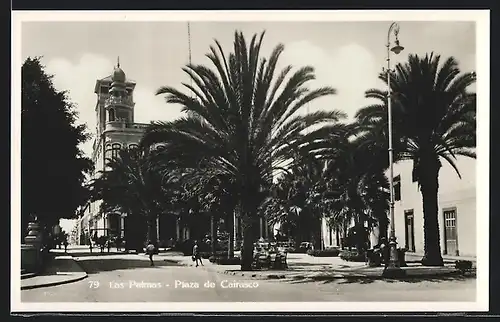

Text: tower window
xmin=109 ymin=109 xmax=116 ymax=122
xmin=111 ymin=143 xmax=121 ymax=159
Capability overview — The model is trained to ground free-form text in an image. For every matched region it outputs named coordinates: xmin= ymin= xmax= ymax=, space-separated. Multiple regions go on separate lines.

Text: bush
xmin=208 ymin=255 xmax=240 ymax=265
xmin=339 ymin=250 xmax=366 ymax=262
xmin=216 ymin=257 xmax=241 ymax=265
xmin=201 ymin=250 xmax=228 ymax=259
xmin=307 ymin=248 xmax=340 ymax=257
xmin=455 ymin=260 xmax=473 ymax=273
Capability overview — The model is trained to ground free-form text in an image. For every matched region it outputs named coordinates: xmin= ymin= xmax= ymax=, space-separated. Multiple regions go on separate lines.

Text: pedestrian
xmin=63 ymin=239 xmax=68 ymax=253
xmin=89 ymin=241 xmax=93 ymax=254
xmin=146 ymin=241 xmax=155 ymax=266
xmin=192 ymin=240 xmax=203 ymax=267
xmin=116 ymin=236 xmax=122 ymax=251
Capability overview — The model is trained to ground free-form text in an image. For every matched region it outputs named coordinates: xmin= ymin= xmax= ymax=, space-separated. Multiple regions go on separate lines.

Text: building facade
xmin=318 ymin=157 xmax=476 ymax=258
xmin=385 ymin=157 xmax=476 ymax=258
xmin=78 ymin=61 xmax=150 ymax=244
xmin=77 ymin=61 xmax=272 ymax=247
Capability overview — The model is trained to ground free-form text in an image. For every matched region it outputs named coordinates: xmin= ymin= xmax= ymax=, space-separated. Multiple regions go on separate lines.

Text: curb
xmin=21 ymin=272 xmax=37 ymax=280
xmin=21 ymin=255 xmax=89 ymax=291
xmin=21 ymin=273 xmax=88 ymax=290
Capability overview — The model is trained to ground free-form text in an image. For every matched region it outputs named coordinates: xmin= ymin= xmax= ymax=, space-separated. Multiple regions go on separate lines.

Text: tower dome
xmin=112 ymin=57 xmax=126 ymax=82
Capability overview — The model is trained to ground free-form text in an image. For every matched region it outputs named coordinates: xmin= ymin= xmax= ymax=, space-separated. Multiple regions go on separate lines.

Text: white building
xmin=319 ymin=156 xmax=476 ymax=259
xmin=388 ymin=157 xmax=476 ymax=258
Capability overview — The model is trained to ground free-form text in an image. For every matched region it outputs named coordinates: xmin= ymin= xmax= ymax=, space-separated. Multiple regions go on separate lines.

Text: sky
xmin=21 ymin=20 xmax=476 ymax=158
xmin=20 ymin=18 xmax=478 ymax=234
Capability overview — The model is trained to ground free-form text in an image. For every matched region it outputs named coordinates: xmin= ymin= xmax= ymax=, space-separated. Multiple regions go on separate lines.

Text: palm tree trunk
xmin=420 ymin=162 xmax=444 ymax=266
xmin=211 ymin=214 xmax=217 ymax=257
xmin=228 ymin=210 xmax=235 ymax=258
xmin=240 ymin=221 xmax=255 ymax=271
xmin=312 ymin=216 xmax=322 ymax=250
xmin=147 ymin=213 xmax=158 ymax=247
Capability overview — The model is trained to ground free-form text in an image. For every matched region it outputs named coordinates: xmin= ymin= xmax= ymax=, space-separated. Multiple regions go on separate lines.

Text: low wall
xmin=21 ymin=243 xmax=49 ymax=273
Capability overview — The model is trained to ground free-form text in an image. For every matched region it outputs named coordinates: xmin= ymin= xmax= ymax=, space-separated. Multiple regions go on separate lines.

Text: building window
xmin=443 ymin=208 xmax=459 ymax=256
xmin=111 ymin=143 xmax=121 ymax=159
xmin=404 ymin=210 xmax=416 ymax=252
xmin=109 ymin=109 xmax=116 ymax=122
xmin=129 ymin=144 xmax=138 ymax=150
xmin=394 ymin=175 xmax=401 ymax=201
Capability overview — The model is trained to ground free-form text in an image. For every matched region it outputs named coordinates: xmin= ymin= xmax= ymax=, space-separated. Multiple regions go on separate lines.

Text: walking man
xmin=146 ymin=241 xmax=155 ymax=266
xmin=193 ymin=241 xmax=203 ymax=267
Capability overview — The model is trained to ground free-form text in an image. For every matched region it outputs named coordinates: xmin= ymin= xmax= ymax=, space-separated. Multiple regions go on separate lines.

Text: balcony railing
xmin=105 ymin=96 xmax=134 ymax=107
xmin=125 ymin=123 xmax=149 ymax=130
xmin=105 ymin=121 xmax=150 ymax=132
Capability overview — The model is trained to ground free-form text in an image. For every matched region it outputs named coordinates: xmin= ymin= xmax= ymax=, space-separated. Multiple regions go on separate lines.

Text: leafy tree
xmin=21 ymin=57 xmax=93 ymax=239
xmin=355 ymin=53 xmax=476 ymax=265
xmin=140 ymin=31 xmax=345 ymax=270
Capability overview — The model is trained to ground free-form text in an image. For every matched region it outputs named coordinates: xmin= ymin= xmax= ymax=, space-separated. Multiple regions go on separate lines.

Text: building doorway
xmin=404 ymin=210 xmax=416 ymax=252
xmin=444 ymin=208 xmax=459 ymax=256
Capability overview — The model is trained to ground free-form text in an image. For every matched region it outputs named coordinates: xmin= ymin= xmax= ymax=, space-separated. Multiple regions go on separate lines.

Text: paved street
xmin=21 ymin=249 xmax=476 ymax=302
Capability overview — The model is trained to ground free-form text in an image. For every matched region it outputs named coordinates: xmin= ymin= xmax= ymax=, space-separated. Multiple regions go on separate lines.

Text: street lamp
xmin=383 ymin=22 xmax=405 ymax=277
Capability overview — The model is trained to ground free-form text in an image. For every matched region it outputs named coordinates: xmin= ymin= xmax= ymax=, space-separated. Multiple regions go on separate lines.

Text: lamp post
xmin=383 ymin=22 xmax=405 ymax=277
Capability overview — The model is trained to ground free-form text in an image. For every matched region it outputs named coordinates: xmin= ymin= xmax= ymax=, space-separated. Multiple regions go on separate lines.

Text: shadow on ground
xmin=75 ymin=257 xmax=182 ymax=274
xmin=281 ymin=272 xmax=476 ymax=285
xmin=41 ymin=257 xmax=84 ymax=275
xmin=68 ymin=250 xmax=134 ymax=257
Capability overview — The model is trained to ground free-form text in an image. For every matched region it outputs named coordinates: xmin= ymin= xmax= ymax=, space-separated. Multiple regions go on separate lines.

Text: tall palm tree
xmin=140 ymin=31 xmax=346 ymax=270
xmin=355 ymin=53 xmax=476 ymax=265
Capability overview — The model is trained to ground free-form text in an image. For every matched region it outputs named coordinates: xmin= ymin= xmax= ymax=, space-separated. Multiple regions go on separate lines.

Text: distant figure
xmin=63 ymin=239 xmax=68 ymax=253
xmin=99 ymin=237 xmax=105 ymax=253
xmin=193 ymin=240 xmax=203 ymax=267
xmin=116 ymin=237 xmax=122 ymax=251
xmin=146 ymin=241 xmax=155 ymax=266
xmin=89 ymin=242 xmax=93 ymax=254
xmin=376 ymin=237 xmax=389 ymax=264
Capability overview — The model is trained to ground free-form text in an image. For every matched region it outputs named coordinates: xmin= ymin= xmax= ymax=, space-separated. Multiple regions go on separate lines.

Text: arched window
xmin=111 ymin=143 xmax=121 ymax=159
xmin=128 ymin=143 xmax=138 ymax=150
xmin=109 ymin=109 xmax=116 ymax=122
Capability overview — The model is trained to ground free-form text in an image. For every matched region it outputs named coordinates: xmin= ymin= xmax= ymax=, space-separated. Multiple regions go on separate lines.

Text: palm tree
xmin=316 ymin=134 xmax=389 ymax=251
xmin=199 ymin=174 xmax=237 ymax=258
xmin=89 ymin=147 xmax=165 ymax=251
xmin=140 ymin=30 xmax=346 ymax=270
xmin=263 ymin=154 xmax=331 ymax=249
xmin=355 ymin=53 xmax=476 ymax=265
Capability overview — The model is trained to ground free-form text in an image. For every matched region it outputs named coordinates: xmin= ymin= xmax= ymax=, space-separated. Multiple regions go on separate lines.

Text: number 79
xmin=88 ymin=281 xmax=100 ymax=288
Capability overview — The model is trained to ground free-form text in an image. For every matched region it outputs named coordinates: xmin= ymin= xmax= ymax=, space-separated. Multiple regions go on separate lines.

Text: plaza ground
xmin=20 ymin=246 xmax=476 ymax=302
